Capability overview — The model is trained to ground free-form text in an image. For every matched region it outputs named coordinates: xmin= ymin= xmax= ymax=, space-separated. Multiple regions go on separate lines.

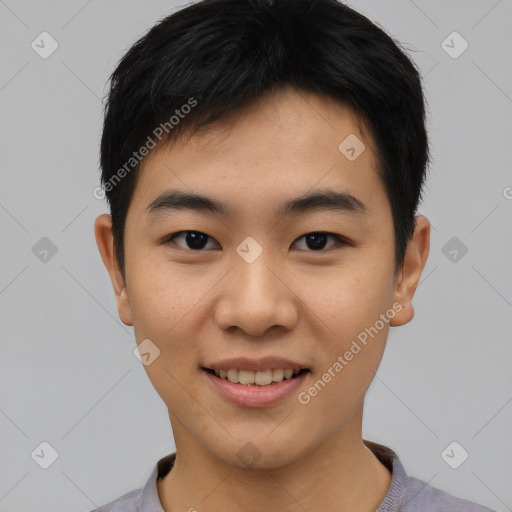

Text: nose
xmin=213 ymin=254 xmax=299 ymax=337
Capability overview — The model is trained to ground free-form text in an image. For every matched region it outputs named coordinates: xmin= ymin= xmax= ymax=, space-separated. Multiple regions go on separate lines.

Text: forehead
xmin=130 ymin=87 xmax=386 ymax=219
xmin=169 ymin=87 xmax=375 ymax=165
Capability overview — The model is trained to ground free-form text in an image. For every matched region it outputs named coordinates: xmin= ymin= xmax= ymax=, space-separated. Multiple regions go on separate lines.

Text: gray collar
xmin=139 ymin=440 xmax=407 ymax=511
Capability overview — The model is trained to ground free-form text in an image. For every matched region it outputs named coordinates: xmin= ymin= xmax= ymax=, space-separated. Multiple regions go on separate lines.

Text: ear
xmin=94 ymin=214 xmax=133 ymax=326
xmin=390 ymin=215 xmax=430 ymax=326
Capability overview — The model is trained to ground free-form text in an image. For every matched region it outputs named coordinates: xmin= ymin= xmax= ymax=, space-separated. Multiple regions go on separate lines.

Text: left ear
xmin=390 ymin=215 xmax=430 ymax=326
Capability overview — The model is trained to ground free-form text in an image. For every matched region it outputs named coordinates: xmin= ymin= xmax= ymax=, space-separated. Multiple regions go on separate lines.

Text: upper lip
xmin=202 ymin=356 xmax=310 ymax=372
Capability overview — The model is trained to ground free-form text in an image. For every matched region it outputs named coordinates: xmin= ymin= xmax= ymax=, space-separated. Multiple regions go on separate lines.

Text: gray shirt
xmin=90 ymin=441 xmax=495 ymax=511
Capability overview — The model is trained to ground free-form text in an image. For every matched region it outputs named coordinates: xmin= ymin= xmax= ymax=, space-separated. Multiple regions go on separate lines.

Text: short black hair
xmin=100 ymin=0 xmax=430 ymax=280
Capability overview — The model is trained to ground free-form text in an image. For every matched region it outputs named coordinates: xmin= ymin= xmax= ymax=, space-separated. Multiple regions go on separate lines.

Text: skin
xmin=95 ymin=85 xmax=430 ymax=512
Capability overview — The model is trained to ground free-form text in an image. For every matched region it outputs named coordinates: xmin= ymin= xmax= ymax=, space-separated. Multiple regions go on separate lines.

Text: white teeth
xmin=272 ymin=369 xmax=284 ymax=381
xmin=210 ymin=368 xmax=306 ymax=386
xmin=254 ymin=369 xmax=273 ymax=385
xmin=227 ymin=369 xmax=239 ymax=383
xmin=238 ymin=370 xmax=255 ymax=385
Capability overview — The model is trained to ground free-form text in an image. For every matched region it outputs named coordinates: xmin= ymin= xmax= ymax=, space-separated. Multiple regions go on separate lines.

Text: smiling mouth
xmin=201 ymin=367 xmax=310 ymax=386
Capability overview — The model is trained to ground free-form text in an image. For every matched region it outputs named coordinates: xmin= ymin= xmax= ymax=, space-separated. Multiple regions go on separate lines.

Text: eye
xmin=292 ymin=232 xmax=347 ymax=252
xmin=163 ymin=230 xmax=349 ymax=252
xmin=164 ymin=230 xmax=220 ymax=251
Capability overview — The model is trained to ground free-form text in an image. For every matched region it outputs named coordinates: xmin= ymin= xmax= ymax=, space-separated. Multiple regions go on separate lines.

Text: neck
xmin=157 ymin=407 xmax=391 ymax=512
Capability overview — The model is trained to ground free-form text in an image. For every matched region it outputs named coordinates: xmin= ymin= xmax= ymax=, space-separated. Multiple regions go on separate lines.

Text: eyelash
xmin=162 ymin=230 xmax=351 ymax=252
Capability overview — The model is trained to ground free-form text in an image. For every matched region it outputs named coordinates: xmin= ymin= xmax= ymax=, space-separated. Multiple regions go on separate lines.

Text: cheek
xmin=126 ymin=251 xmax=207 ymax=335
xmin=300 ymin=255 xmax=395 ymax=336
xmin=127 ymin=265 xmax=206 ymax=398
xmin=297 ymin=254 xmax=394 ymax=400
xmin=299 ymin=318 xmax=389 ymax=428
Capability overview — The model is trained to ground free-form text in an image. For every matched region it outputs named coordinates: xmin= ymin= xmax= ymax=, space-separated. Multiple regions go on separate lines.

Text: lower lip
xmin=202 ymin=369 xmax=310 ymax=408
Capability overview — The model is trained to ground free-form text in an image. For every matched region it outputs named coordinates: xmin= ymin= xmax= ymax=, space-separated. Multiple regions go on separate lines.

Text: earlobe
xmin=117 ymin=286 xmax=133 ymax=327
xmin=390 ymin=215 xmax=430 ymax=327
xmin=94 ymin=214 xmax=134 ymax=326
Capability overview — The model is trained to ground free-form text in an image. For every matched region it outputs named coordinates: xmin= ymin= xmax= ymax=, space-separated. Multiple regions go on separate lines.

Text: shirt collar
xmin=138 ymin=462 xmax=166 ymax=511
xmin=365 ymin=440 xmax=408 ymax=511
xmin=139 ymin=440 xmax=407 ymax=511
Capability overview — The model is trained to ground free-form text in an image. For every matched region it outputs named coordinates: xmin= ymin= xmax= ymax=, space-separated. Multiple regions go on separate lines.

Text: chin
xmin=211 ymin=436 xmax=310 ymax=470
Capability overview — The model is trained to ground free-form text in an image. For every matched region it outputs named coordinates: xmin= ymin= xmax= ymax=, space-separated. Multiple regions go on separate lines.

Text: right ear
xmin=94 ymin=214 xmax=133 ymax=326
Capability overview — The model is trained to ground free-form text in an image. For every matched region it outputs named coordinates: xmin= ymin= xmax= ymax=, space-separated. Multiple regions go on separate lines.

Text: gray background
xmin=0 ymin=0 xmax=511 ymax=510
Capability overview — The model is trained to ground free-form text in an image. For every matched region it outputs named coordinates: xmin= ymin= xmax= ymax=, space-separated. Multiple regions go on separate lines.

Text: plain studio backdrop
xmin=0 ymin=0 xmax=511 ymax=510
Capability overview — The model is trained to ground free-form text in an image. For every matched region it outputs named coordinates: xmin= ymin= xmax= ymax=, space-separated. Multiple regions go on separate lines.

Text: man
xmin=92 ymin=0 xmax=494 ymax=510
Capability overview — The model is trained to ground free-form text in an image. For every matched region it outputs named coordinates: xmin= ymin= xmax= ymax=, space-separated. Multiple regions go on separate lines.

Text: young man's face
xmin=95 ymin=86 xmax=429 ymax=469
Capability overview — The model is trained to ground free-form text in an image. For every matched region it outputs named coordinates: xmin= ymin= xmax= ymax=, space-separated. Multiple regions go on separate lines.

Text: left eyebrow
xmin=276 ymin=188 xmax=366 ymax=217
xmin=146 ymin=188 xmax=367 ymax=220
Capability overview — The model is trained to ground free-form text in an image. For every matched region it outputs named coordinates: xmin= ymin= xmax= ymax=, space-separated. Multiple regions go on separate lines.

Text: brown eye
xmin=292 ymin=232 xmax=346 ymax=251
xmin=165 ymin=231 xmax=219 ymax=251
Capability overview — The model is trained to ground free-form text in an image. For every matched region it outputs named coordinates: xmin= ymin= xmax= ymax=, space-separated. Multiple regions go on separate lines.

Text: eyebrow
xmin=146 ymin=188 xmax=366 ymax=220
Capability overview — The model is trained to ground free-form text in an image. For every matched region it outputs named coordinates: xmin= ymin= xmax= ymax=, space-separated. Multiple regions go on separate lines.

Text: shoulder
xmin=364 ymin=440 xmax=495 ymax=512
xmin=87 ymin=453 xmax=174 ymax=512
xmin=88 ymin=487 xmax=143 ymax=512
xmin=404 ymin=475 xmax=496 ymax=511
